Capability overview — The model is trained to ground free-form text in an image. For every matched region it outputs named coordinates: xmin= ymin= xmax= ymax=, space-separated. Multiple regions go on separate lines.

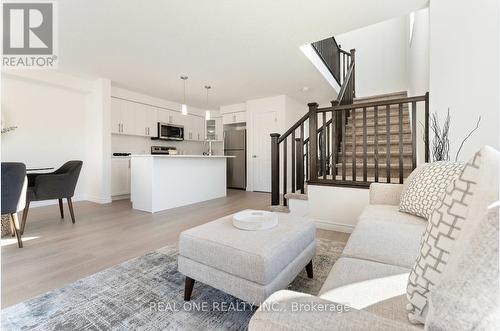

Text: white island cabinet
xmin=130 ymin=155 xmax=233 ymax=213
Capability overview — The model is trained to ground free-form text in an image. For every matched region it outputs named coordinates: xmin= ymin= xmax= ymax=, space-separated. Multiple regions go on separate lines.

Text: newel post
xmin=308 ymin=103 xmax=318 ymax=181
xmin=271 ymin=133 xmax=280 ymax=205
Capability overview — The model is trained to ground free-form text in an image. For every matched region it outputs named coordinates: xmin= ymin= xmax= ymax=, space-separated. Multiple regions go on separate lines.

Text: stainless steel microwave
xmin=158 ymin=122 xmax=184 ymax=141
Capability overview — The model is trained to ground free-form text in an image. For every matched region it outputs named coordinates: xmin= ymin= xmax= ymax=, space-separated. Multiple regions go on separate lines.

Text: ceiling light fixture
xmin=180 ymin=76 xmax=188 ymax=115
xmin=204 ymin=85 xmax=211 ymax=120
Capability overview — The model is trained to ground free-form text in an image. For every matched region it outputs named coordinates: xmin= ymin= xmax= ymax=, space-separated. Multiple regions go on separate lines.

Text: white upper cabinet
xmin=222 ymin=111 xmax=246 ymax=124
xmin=134 ymin=103 xmax=157 ymax=137
xmin=215 ymin=117 xmax=223 ymax=141
xmin=111 ymin=98 xmax=122 ymax=134
xmin=111 ymin=98 xmax=135 ymax=135
xmin=111 ymin=96 xmax=208 ymax=141
xmin=157 ymin=109 xmax=170 ymax=124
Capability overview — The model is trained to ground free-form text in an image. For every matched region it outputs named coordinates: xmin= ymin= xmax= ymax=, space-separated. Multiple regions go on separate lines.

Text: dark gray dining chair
xmin=22 ymin=161 xmax=83 ymax=234
xmin=1 ymin=162 xmax=27 ymax=248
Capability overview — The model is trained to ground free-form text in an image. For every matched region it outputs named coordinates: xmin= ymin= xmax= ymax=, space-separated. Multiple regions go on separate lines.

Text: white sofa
xmin=249 ymin=183 xmax=426 ymax=330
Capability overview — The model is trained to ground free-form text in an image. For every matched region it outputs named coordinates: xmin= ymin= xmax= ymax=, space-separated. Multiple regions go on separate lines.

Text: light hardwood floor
xmin=1 ymin=190 xmax=349 ymax=308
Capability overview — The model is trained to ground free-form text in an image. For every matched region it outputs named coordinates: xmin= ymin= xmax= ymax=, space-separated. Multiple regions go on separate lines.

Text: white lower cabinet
xmin=111 ymin=158 xmax=131 ymax=197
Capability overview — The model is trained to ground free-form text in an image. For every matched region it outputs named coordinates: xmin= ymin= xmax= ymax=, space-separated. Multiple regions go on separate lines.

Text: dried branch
xmin=455 ymin=116 xmax=481 ymax=161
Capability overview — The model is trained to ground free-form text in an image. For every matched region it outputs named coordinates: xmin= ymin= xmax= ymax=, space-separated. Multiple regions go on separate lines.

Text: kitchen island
xmin=130 ymin=155 xmax=233 ymax=213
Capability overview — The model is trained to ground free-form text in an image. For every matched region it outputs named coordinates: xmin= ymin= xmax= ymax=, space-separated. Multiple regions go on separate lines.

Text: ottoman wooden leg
xmin=305 ymin=260 xmax=313 ymax=279
xmin=184 ymin=276 xmax=195 ymax=301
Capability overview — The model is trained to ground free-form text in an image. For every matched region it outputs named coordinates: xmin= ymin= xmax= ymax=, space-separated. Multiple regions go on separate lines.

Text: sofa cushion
xmin=249 ymin=290 xmax=421 ymax=331
xmin=359 ymin=205 xmax=426 ymax=226
xmin=342 ymin=207 xmax=426 ymax=268
xmin=178 ymin=212 xmax=315 ymax=285
xmin=426 ymin=206 xmax=499 ymax=330
xmin=406 ymin=146 xmax=499 ymax=324
xmin=399 ymin=161 xmax=463 ymax=219
xmin=319 ymin=257 xmax=410 ymax=311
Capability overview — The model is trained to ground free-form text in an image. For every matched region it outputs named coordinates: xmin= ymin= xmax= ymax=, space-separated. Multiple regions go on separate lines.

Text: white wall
xmin=407 ymin=9 xmax=430 ymax=97
xmin=429 ymin=0 xmax=499 ymax=161
xmin=1 ymin=72 xmax=109 ymax=205
xmin=85 ymin=78 xmax=112 ymax=203
xmin=336 ymin=15 xmax=409 ymax=97
xmin=111 ymin=135 xmax=222 ymax=156
xmin=308 ymin=185 xmax=369 ymax=233
xmin=407 ymin=8 xmax=430 ymax=164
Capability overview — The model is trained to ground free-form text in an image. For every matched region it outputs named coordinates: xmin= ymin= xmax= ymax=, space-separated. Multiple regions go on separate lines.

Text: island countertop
xmin=130 ymin=154 xmax=231 ymax=213
xmin=130 ymin=154 xmax=234 ymax=158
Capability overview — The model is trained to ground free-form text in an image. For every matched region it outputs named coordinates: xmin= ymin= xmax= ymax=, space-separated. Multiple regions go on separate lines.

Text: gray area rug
xmin=1 ymin=238 xmax=345 ymax=331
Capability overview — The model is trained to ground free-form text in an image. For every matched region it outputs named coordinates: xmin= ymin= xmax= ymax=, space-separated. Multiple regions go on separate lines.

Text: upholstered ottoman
xmin=178 ymin=212 xmax=316 ymax=305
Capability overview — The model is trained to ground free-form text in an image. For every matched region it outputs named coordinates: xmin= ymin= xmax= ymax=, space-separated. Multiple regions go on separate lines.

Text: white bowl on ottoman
xmin=178 ymin=211 xmax=316 ymax=305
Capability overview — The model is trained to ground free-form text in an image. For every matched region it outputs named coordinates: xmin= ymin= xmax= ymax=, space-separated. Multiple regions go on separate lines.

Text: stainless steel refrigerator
xmin=224 ymin=129 xmax=246 ymax=189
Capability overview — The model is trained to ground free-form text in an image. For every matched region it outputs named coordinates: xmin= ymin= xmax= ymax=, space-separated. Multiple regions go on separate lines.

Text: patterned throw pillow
xmin=406 ymin=146 xmax=499 ymax=325
xmin=425 ymin=205 xmax=499 ymax=330
xmin=399 ymin=161 xmax=463 ymax=219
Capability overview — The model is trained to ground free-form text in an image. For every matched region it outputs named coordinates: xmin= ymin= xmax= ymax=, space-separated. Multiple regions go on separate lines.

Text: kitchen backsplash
xmin=112 ymin=135 xmax=223 ymax=155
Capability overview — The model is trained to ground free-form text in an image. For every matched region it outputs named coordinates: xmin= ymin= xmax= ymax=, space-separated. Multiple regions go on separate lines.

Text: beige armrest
xmin=369 ymin=183 xmax=404 ymax=206
xmin=249 ymin=290 xmax=418 ymax=331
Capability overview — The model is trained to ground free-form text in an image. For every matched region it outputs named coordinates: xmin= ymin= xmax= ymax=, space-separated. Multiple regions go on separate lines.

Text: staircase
xmin=270 ymin=36 xmax=430 ymax=208
xmin=335 ymin=91 xmax=413 ymax=183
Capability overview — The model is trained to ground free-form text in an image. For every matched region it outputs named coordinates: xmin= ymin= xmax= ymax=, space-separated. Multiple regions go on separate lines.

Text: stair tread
xmin=269 ymin=205 xmax=290 ymax=213
xmin=342 ymin=151 xmax=413 ymax=156
xmin=320 ymin=175 xmax=408 ymax=183
xmin=353 ymin=91 xmax=408 ymax=103
xmin=284 ymin=193 xmax=308 ymax=201
xmin=336 ymin=163 xmax=413 ymax=169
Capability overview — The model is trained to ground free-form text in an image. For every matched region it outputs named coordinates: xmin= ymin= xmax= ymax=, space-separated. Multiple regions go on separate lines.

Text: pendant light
xmin=204 ymin=85 xmax=211 ymax=120
xmin=180 ymin=76 xmax=188 ymax=115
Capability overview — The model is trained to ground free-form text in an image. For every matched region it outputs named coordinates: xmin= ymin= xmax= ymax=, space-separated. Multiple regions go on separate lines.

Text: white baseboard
xmin=86 ymin=195 xmax=113 ymax=204
xmin=111 ymin=194 xmax=130 ymax=201
xmin=30 ymin=196 xmax=85 ymax=208
xmin=311 ymin=218 xmax=354 ymax=233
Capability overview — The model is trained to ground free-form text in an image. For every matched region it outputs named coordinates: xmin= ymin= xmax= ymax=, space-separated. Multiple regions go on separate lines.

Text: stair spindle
xmin=411 ymin=101 xmax=417 ymax=170
xmin=374 ymin=106 xmax=379 ymax=182
xmin=341 ymin=109 xmax=346 ymax=181
xmin=386 ymin=105 xmax=391 ymax=183
xmin=291 ymin=131 xmax=296 ymax=192
xmin=398 ymin=103 xmax=404 ymax=184
xmin=322 ymin=112 xmax=327 ymax=180
xmin=283 ymin=138 xmax=287 ymax=206
xmin=351 ymin=108 xmax=356 ymax=181
xmin=363 ymin=107 xmax=367 ymax=182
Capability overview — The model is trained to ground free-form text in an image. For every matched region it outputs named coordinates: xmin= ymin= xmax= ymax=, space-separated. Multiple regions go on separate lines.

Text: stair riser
xmin=345 ymin=126 xmax=412 ymax=136
xmin=337 ymin=156 xmax=413 ymax=164
xmin=347 ymin=119 xmax=411 ymax=127
xmin=343 ymin=145 xmax=413 ymax=154
xmin=347 ymin=106 xmax=410 ymax=116
xmin=347 ymin=120 xmax=411 ymax=129
xmin=343 ymin=133 xmax=412 ymax=142
xmin=333 ymin=167 xmax=412 ymax=178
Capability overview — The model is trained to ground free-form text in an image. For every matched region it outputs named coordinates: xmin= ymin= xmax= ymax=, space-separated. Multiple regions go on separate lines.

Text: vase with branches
xmin=423 ymin=108 xmax=481 ymax=162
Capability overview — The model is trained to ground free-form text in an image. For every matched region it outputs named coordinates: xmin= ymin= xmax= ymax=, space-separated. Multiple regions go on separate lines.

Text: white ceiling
xmin=58 ymin=0 xmax=427 ymax=108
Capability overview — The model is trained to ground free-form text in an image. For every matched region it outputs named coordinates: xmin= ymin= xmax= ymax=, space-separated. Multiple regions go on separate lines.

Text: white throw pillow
xmin=406 ymin=146 xmax=499 ymax=325
xmin=399 ymin=161 xmax=463 ymax=219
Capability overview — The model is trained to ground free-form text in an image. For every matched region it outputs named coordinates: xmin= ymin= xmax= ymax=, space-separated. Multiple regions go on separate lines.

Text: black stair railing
xmin=271 ymin=92 xmax=430 ymax=206
xmin=311 ymin=37 xmax=355 ymax=94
